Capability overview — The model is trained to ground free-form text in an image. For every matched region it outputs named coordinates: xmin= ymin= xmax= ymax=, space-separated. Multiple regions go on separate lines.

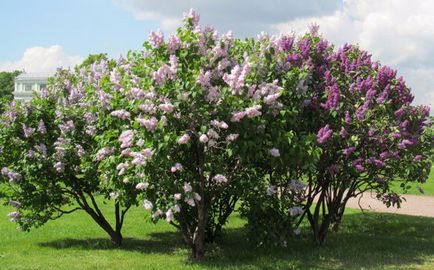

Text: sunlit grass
xmin=1 ymin=200 xmax=434 ymax=269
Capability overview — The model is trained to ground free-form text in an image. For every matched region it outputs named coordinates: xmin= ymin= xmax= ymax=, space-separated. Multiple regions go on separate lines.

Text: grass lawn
xmin=1 ymin=200 xmax=434 ymax=270
xmin=392 ymin=167 xmax=434 ymax=196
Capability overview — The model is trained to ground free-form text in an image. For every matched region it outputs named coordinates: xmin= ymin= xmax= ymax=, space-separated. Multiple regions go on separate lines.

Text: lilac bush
xmin=0 ymin=9 xmax=432 ymax=259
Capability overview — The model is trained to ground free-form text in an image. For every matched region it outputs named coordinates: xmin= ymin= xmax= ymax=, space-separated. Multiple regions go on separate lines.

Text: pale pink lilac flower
xmin=168 ymin=34 xmax=181 ymax=53
xmin=75 ymin=144 xmax=85 ymax=157
xmin=245 ymin=105 xmax=262 ymax=118
xmin=288 ymin=207 xmax=304 ymax=216
xmin=199 ymin=134 xmax=209 ymax=143
xmin=143 ymin=200 xmax=153 ymax=211
xmin=109 ymin=192 xmax=119 ymax=200
xmin=174 ymin=193 xmax=182 ymax=200
xmin=183 ymin=8 xmax=200 ymax=27
xmin=136 ymin=182 xmax=149 ymax=191
xmin=210 ymin=120 xmax=228 ymax=129
xmin=37 ymin=120 xmax=46 ymax=134
xmin=95 ymin=147 xmax=115 ymax=161
xmin=119 ymin=130 xmax=134 ymax=148
xmin=178 ymin=134 xmax=190 ymax=145
xmin=8 ymin=211 xmax=21 ymax=222
xmin=116 ymin=162 xmax=129 ymax=176
xmin=139 ymin=102 xmax=157 ymax=114
xmin=1 ymin=168 xmax=22 ymax=182
xmin=22 ymin=124 xmax=35 ymax=138
xmin=226 ymin=134 xmax=239 ymax=141
xmin=10 ymin=200 xmax=21 ymax=209
xmin=111 ymin=109 xmax=131 ymax=120
xmin=289 ymin=179 xmax=307 ymax=191
xmin=171 ymin=163 xmax=183 ymax=173
xmin=159 ymin=102 xmax=174 ymax=113
xmin=231 ymin=111 xmax=246 ymax=122
xmin=153 ymin=209 xmax=163 ymax=218
xmin=185 ymin=198 xmax=195 ymax=207
xmin=54 ymin=162 xmax=65 ymax=173
xmin=194 ymin=193 xmax=201 ymax=201
xmin=269 ymin=148 xmax=280 ymax=157
xmin=183 ymin=182 xmax=193 ymax=193
xmin=165 ymin=209 xmax=174 ymax=222
xmin=148 ymin=29 xmax=164 ymax=48
xmin=213 ymin=174 xmax=228 ymax=183
xmin=207 ymin=129 xmax=219 ymax=139
xmin=138 ymin=116 xmax=158 ymax=132
xmin=172 ymin=204 xmax=181 ymax=213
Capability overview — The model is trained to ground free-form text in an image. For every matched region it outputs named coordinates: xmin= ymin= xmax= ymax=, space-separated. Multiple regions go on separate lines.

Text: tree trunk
xmin=192 ymin=203 xmax=208 ymax=260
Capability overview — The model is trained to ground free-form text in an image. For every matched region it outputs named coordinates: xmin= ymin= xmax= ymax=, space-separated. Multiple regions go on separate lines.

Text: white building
xmin=13 ymin=73 xmax=51 ymax=102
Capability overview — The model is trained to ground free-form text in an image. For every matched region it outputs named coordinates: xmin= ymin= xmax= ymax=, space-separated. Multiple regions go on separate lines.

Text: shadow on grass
xmin=39 ymin=212 xmax=434 ymax=269
xmin=39 ymin=231 xmax=184 ymax=254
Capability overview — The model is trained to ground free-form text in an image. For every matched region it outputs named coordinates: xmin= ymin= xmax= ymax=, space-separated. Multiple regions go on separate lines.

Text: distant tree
xmin=78 ymin=53 xmax=108 ymax=68
xmin=0 ymin=70 xmax=21 ymax=99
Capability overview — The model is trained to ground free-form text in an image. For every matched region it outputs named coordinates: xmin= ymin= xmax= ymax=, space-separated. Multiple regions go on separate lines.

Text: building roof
xmin=15 ymin=72 xmax=53 ymax=81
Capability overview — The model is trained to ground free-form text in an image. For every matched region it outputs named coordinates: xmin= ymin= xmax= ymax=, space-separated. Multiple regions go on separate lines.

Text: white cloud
xmin=114 ymin=0 xmax=339 ymax=36
xmin=0 ymin=45 xmax=82 ymax=73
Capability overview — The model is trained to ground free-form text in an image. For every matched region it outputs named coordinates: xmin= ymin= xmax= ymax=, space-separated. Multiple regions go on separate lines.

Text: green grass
xmin=1 ymin=201 xmax=434 ymax=269
xmin=392 ymin=167 xmax=434 ymax=196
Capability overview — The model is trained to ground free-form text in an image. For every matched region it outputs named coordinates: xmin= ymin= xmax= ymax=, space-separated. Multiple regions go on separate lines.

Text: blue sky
xmin=0 ymin=0 xmax=156 ymax=62
xmin=0 ymin=0 xmax=433 ymax=112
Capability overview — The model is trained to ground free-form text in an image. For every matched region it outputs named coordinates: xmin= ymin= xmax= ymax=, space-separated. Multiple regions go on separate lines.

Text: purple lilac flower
xmin=317 ymin=124 xmax=333 ymax=144
xmin=342 ymin=147 xmax=356 ymax=157
xmin=340 ymin=127 xmax=349 ymax=138
xmin=413 ymin=155 xmax=423 ymax=162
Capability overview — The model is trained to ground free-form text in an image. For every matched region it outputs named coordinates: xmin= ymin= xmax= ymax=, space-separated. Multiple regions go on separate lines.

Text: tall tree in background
xmin=78 ymin=53 xmax=108 ymax=68
xmin=0 ymin=70 xmax=21 ymax=98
